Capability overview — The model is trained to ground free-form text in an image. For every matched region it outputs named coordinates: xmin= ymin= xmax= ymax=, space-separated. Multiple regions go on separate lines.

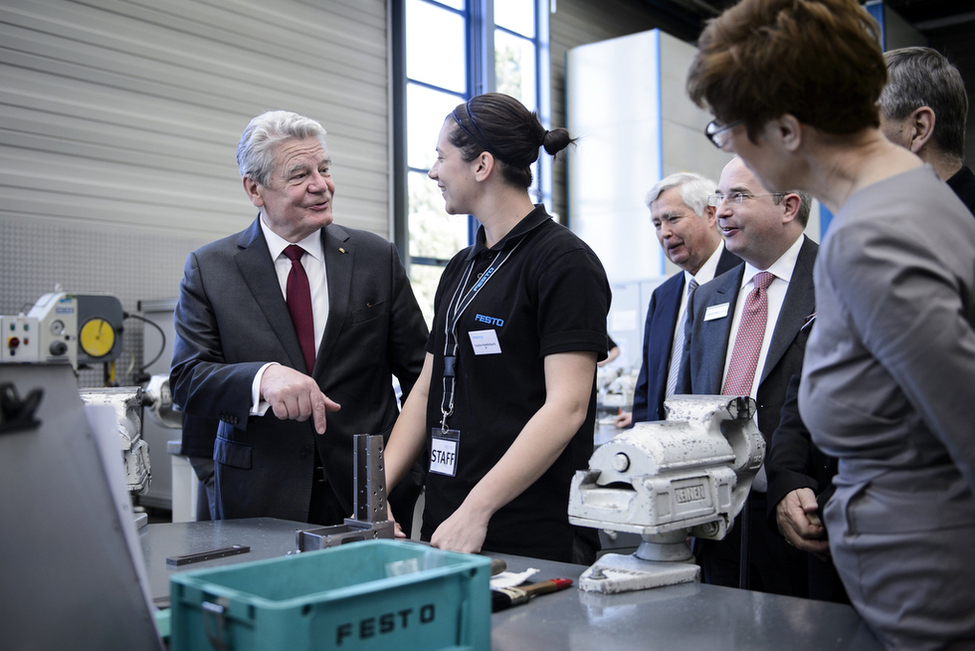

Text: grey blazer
xmin=170 ymin=217 xmax=428 ymax=521
xmin=798 ymin=166 xmax=975 ymax=646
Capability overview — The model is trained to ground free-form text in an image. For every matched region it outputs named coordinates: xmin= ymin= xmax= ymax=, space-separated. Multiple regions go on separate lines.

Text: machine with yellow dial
xmin=79 ymin=316 xmax=118 ymax=359
xmin=75 ymin=294 xmax=124 ymax=366
xmin=6 ymin=292 xmax=125 ymax=367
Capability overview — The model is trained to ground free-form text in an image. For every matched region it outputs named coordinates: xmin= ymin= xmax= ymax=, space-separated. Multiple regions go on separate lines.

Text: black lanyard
xmin=439 ymin=240 xmax=522 ymax=432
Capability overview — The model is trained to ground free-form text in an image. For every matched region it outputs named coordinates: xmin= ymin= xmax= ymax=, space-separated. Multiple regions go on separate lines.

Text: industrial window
xmin=394 ymin=0 xmax=549 ymax=325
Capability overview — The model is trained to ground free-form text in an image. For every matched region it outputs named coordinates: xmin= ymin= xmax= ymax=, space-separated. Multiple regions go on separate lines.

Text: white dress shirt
xmin=670 ymin=240 xmax=730 ymax=355
xmin=250 ymin=217 xmax=330 ymax=413
xmin=720 ymin=234 xmax=805 ymax=491
xmin=722 ymin=234 xmax=805 ymax=398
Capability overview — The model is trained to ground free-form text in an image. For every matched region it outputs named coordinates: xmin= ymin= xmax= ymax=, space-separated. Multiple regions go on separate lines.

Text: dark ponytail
xmin=449 ymin=92 xmax=576 ymax=188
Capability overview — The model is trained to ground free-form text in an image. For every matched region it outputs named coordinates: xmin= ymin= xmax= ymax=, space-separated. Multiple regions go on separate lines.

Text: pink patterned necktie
xmin=722 ymin=271 xmax=775 ymax=396
xmin=283 ymin=244 xmax=316 ymax=373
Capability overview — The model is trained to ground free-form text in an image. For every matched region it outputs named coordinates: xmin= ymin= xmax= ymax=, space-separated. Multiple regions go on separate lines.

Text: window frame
xmin=392 ymin=0 xmax=550 ymax=275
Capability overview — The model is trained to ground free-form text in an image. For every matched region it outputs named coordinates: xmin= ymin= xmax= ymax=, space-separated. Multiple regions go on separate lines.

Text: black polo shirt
xmin=422 ymin=205 xmax=611 ymax=562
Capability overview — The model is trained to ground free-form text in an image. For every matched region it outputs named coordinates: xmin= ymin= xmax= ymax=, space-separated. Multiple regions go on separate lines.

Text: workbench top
xmin=140 ymin=518 xmax=881 ymax=650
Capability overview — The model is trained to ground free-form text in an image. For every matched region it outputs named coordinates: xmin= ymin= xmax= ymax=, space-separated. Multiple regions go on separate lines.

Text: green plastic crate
xmin=169 ymin=539 xmax=491 ymax=651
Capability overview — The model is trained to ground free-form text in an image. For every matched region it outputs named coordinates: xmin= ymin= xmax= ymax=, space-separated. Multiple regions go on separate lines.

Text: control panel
xmin=1 ymin=316 xmax=41 ymax=363
xmin=1 ymin=292 xmax=123 ymax=368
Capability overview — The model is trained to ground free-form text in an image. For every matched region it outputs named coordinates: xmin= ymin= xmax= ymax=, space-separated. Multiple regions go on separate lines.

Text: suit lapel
xmin=703 ymin=267 xmax=742 ymax=394
xmin=235 ymin=217 xmax=308 ymax=372
xmin=760 ymin=237 xmax=818 ymax=384
xmin=315 ymin=224 xmax=352 ymax=378
xmin=654 ymin=275 xmax=683 ymax=351
xmin=650 ymin=274 xmax=683 ymax=401
xmin=716 ymin=247 xmax=743 ymax=275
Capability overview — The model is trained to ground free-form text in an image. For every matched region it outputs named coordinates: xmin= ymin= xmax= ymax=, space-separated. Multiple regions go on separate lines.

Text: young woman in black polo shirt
xmin=384 ymin=93 xmax=610 ymax=564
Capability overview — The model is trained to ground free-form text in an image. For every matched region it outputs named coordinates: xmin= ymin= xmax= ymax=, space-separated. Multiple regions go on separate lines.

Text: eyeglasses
xmin=707 ymin=192 xmax=786 ymax=207
xmin=705 ymin=120 xmax=743 ymax=149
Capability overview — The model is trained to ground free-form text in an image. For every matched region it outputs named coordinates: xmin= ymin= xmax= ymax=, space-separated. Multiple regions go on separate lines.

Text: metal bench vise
xmin=568 ymin=395 xmax=764 ymax=593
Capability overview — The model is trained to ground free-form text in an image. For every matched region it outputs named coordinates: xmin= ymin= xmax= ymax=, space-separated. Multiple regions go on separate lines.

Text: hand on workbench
xmin=776 ymin=487 xmax=830 ymax=560
xmin=260 ymin=365 xmax=341 ymax=434
xmin=430 ymin=504 xmax=489 ymax=554
xmin=386 ymin=505 xmax=407 ymax=538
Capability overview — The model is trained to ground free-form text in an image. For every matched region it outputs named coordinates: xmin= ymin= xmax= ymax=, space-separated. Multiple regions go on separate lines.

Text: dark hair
xmin=772 ymin=190 xmax=813 ymax=227
xmin=881 ymin=47 xmax=968 ymax=160
xmin=687 ymin=0 xmax=886 ymax=141
xmin=449 ymin=92 xmax=575 ymax=188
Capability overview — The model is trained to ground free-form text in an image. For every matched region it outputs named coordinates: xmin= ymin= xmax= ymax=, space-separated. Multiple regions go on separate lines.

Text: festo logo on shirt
xmin=474 ymin=313 xmax=504 ymax=327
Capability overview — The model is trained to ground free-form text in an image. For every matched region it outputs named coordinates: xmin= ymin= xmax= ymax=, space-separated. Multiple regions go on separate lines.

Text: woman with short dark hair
xmin=688 ymin=0 xmax=975 ymax=647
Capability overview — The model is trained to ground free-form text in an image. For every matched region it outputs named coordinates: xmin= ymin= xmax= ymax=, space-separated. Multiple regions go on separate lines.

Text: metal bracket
xmin=295 ymin=433 xmax=395 ymax=551
xmin=166 ymin=545 xmax=250 ymax=566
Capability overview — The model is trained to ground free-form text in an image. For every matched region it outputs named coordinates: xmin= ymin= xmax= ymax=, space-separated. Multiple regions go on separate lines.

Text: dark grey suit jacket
xmin=631 ymin=247 xmax=741 ymax=424
xmin=170 ymin=217 xmax=428 ymax=522
xmin=677 ymin=236 xmax=818 ymax=442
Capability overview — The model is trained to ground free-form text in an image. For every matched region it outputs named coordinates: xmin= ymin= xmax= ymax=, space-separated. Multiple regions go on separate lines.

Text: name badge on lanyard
xmin=469 ymin=329 xmax=502 ymax=355
xmin=438 ymin=239 xmax=523 ymax=438
xmin=430 ymin=428 xmax=461 ymax=477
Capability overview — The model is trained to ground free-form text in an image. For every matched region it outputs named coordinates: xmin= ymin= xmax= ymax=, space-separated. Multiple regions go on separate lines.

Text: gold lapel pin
xmin=339 ymin=247 xmax=347 ymax=254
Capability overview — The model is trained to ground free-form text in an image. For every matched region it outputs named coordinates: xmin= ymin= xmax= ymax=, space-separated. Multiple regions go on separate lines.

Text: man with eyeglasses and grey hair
xmin=615 ymin=172 xmax=741 ymax=429
xmin=676 ymin=155 xmax=815 ymax=598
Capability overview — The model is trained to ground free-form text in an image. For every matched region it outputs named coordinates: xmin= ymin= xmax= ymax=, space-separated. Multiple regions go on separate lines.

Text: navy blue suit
xmin=631 ymin=247 xmax=741 ymax=424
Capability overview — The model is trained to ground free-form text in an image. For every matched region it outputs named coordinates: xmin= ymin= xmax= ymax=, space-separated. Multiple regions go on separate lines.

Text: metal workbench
xmin=140 ymin=519 xmax=882 ymax=650
xmin=3 ymin=361 xmax=877 ymax=650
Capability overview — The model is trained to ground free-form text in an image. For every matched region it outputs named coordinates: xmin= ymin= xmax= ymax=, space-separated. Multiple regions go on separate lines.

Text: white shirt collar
xmin=259 ymin=214 xmax=324 ymax=263
xmin=687 ymin=239 xmax=727 ymax=287
xmin=740 ymin=234 xmax=805 ymax=289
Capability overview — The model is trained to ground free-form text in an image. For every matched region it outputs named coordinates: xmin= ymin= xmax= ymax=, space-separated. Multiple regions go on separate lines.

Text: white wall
xmin=566 ymin=29 xmax=733 ymax=286
xmin=565 ymin=28 xmax=820 ymax=372
xmin=548 ymin=0 xmax=667 ymax=223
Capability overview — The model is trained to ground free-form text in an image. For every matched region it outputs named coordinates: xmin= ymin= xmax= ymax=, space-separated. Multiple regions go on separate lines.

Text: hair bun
xmin=543 ymin=127 xmax=573 ymax=156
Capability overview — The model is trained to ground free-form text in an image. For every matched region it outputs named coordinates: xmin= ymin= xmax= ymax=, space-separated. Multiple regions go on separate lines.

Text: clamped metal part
xmin=568 ymin=395 xmax=765 ymax=593
xmin=143 ymin=374 xmax=183 ymax=430
xmin=295 ymin=433 xmax=395 ymax=551
xmin=79 ymin=386 xmax=151 ymax=495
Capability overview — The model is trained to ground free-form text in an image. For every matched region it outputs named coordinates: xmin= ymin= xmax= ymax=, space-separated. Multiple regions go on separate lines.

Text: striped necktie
xmin=665 ymin=277 xmax=698 ymax=399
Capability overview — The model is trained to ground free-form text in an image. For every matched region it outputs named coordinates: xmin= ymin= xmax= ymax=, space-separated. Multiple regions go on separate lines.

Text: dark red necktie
xmin=283 ymin=245 xmax=316 ymax=373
